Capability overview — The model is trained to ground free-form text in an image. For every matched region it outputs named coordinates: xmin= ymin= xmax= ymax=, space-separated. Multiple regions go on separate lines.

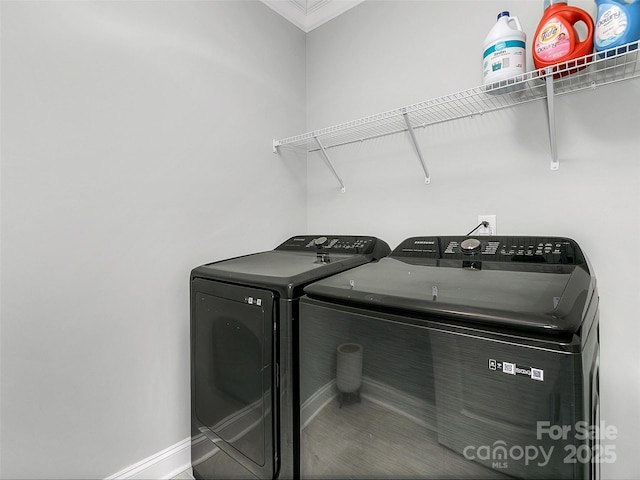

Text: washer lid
xmin=303 ymin=236 xmax=596 ymax=334
xmin=191 ymin=235 xmax=390 ymax=298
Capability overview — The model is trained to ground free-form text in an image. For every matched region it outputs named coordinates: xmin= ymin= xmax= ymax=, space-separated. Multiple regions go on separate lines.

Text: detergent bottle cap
xmin=497 ymin=11 xmax=510 ymax=20
xmin=544 ymin=0 xmax=568 ymax=9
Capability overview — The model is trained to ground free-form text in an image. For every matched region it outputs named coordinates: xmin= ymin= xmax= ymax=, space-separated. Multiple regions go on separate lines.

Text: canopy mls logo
xmin=488 ymin=359 xmax=544 ymax=381
xmin=463 ymin=440 xmax=553 ymax=468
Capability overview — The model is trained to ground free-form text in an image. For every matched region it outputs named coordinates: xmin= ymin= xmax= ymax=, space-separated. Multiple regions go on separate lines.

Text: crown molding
xmin=261 ymin=0 xmax=365 ymax=32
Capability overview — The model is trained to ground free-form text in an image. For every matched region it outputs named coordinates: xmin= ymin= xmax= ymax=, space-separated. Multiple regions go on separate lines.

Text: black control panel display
xmin=276 ymin=235 xmax=384 ymax=255
xmin=392 ymin=236 xmax=583 ymax=265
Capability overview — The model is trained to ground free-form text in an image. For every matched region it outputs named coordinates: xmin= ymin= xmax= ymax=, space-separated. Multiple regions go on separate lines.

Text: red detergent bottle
xmin=533 ymin=0 xmax=595 ymax=76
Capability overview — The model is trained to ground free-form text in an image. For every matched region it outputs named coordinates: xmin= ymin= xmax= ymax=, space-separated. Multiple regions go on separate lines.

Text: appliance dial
xmin=460 ymin=238 xmax=482 ymax=254
xmin=314 ymin=236 xmax=328 ymax=249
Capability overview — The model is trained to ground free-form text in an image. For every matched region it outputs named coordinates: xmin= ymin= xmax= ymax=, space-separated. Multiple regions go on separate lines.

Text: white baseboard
xmin=360 ymin=376 xmax=436 ymax=430
xmin=301 ymin=376 xmax=436 ymax=432
xmin=108 ymin=378 xmax=432 ymax=479
xmin=105 ymin=437 xmax=192 ymax=480
xmin=300 ymin=379 xmax=337 ymax=429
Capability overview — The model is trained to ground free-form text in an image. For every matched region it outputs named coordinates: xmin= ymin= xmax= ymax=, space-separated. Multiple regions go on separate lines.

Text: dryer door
xmin=191 ymin=278 xmax=276 ymax=479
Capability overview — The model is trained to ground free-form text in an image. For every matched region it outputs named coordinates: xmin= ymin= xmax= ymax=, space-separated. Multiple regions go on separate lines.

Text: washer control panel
xmin=276 ymin=235 xmax=389 ymax=257
xmin=393 ymin=236 xmax=582 ymax=265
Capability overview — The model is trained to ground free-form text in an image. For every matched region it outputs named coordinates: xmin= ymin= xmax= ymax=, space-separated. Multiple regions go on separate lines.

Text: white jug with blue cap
xmin=483 ymin=11 xmax=527 ymax=86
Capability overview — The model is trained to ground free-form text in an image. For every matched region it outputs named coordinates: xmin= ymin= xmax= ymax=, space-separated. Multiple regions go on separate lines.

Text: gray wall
xmin=306 ymin=1 xmax=639 ymax=479
xmin=0 ymin=1 xmax=305 ymax=478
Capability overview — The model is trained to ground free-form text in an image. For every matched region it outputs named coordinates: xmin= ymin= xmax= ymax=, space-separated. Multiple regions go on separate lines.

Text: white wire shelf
xmin=273 ymin=40 xmax=640 ymax=190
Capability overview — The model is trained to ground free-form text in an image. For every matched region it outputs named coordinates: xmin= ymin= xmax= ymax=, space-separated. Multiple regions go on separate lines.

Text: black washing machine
xmin=190 ymin=235 xmax=390 ymax=480
xmin=298 ymin=236 xmax=599 ymax=480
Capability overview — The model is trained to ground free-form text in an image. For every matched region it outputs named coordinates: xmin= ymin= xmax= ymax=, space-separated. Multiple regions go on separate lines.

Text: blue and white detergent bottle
xmin=483 ymin=11 xmax=527 ymax=86
xmin=594 ymin=0 xmax=640 ymax=54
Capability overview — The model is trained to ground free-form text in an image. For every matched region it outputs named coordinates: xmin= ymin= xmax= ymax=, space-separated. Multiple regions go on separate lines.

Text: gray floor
xmin=301 ymin=396 xmax=510 ymax=479
xmin=181 ymin=397 xmax=512 ymax=479
xmin=172 ymin=467 xmax=195 ymax=479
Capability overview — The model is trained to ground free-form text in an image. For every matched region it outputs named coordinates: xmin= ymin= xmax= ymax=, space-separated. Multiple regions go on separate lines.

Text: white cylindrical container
xmin=336 ymin=343 xmax=363 ymax=393
xmin=483 ymin=11 xmax=527 ymax=85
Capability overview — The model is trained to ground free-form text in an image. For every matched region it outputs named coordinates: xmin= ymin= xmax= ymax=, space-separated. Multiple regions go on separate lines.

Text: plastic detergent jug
xmin=483 ymin=11 xmax=527 ymax=85
xmin=533 ymin=0 xmax=594 ymax=75
xmin=594 ymin=0 xmax=640 ymax=54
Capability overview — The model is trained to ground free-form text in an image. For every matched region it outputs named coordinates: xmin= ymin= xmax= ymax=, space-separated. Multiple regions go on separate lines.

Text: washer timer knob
xmin=460 ymin=238 xmax=482 ymax=254
xmin=314 ymin=236 xmax=328 ymax=249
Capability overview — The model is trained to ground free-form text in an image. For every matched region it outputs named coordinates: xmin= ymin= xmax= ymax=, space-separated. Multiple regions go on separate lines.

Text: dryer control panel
xmin=392 ymin=236 xmax=584 ymax=265
xmin=276 ymin=235 xmax=391 ymax=259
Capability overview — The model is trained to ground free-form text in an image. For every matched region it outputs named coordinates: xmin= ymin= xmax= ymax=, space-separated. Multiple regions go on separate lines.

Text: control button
xmin=444 ymin=241 xmax=459 ymax=254
xmin=460 ymin=238 xmax=482 ymax=254
xmin=314 ymin=236 xmax=328 ymax=249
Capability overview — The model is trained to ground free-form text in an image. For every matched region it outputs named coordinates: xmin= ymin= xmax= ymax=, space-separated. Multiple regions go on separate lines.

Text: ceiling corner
xmin=260 ymin=0 xmax=365 ymax=33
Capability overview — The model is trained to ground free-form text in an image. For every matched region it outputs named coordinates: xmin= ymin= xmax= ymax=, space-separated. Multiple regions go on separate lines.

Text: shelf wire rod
xmin=544 ymin=73 xmax=559 ymax=171
xmin=464 ymin=99 xmax=486 ymax=117
xmin=357 ymin=115 xmax=405 ymax=139
xmin=402 ymin=112 xmax=430 ymax=184
xmin=307 ymin=115 xmax=418 ymax=152
xmin=439 ymin=102 xmax=469 ymax=121
xmin=452 ymin=94 xmax=484 ymax=118
xmin=322 ymin=121 xmax=386 ymax=146
xmin=490 ymin=91 xmax=515 ymax=109
xmin=412 ymin=106 xmax=440 ymax=125
xmin=625 ymin=50 xmax=638 ymax=77
xmin=521 ymin=80 xmax=540 ymax=99
xmin=314 ymin=136 xmax=346 ymax=192
xmin=337 ymin=114 xmax=399 ymax=140
xmin=307 ymin=126 xmax=412 ymax=153
xmin=478 ymin=94 xmax=505 ymax=114
xmin=438 ymin=95 xmax=467 ymax=119
xmin=360 ymin=120 xmax=393 ymax=139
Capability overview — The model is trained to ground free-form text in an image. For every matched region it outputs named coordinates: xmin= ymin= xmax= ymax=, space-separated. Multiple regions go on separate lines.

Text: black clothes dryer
xmin=298 ymin=236 xmax=599 ymax=480
xmin=190 ymin=235 xmax=390 ymax=480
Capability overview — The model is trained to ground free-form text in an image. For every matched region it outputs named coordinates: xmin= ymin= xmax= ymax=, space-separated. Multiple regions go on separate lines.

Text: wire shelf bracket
xmin=314 ymin=135 xmax=346 ymax=193
xmin=545 ymin=74 xmax=559 ymax=170
xmin=273 ymin=40 xmax=640 ymax=187
xmin=403 ymin=111 xmax=431 ymax=184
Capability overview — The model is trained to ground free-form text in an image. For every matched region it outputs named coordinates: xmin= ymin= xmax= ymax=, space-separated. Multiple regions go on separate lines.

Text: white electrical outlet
xmin=478 ymin=215 xmax=497 ymax=235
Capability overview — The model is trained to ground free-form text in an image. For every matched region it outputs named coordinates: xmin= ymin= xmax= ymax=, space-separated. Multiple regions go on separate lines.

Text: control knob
xmin=314 ymin=236 xmax=330 ymax=264
xmin=313 ymin=236 xmax=328 ymax=249
xmin=460 ymin=238 xmax=482 ymax=255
